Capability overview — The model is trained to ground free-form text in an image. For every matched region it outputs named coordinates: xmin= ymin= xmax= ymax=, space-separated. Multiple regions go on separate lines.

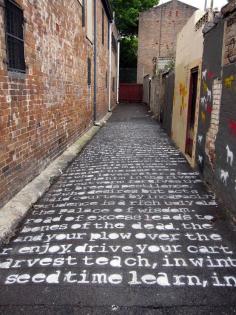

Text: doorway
xmin=185 ymin=67 xmax=199 ymax=157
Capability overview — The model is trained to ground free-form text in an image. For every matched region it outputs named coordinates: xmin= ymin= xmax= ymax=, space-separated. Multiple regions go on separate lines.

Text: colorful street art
xmin=201 ymin=111 xmax=206 ymax=123
xmin=206 ymin=104 xmax=212 ymax=114
xmin=203 ymin=81 xmax=208 ymax=93
xmin=226 ymin=145 xmax=234 ymax=166
xmin=220 ymin=169 xmax=229 ymax=185
xmin=224 ymin=75 xmax=235 ymax=88
xmin=229 ymin=120 xmax=236 ymax=136
xmin=179 ymin=83 xmax=187 ymax=114
xmin=207 ymin=71 xmax=215 ymax=80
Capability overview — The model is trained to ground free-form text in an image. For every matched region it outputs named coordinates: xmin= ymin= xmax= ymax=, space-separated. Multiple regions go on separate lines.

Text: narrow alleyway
xmin=0 ymin=103 xmax=235 ymax=314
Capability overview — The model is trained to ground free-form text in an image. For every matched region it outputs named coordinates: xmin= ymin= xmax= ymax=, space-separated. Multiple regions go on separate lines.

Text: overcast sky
xmin=160 ymin=0 xmax=228 ymax=10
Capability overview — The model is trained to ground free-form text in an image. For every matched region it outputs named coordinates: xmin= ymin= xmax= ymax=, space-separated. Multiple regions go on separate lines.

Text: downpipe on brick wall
xmin=116 ymin=37 xmax=120 ymax=104
xmin=108 ymin=17 xmax=113 ymax=112
xmin=93 ymin=0 xmax=97 ymax=125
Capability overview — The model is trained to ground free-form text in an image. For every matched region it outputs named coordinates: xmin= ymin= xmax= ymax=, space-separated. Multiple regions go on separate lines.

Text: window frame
xmin=4 ymin=0 xmax=26 ymax=73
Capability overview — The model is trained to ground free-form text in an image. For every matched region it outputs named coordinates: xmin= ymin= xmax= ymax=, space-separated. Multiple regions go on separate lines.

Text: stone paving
xmin=0 ymin=103 xmax=235 ymax=314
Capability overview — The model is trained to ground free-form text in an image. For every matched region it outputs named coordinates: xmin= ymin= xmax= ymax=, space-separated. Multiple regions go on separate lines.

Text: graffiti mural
xmin=196 ymin=15 xmax=236 ymax=215
xmin=224 ymin=75 xmax=235 ymax=88
xmin=226 ymin=145 xmax=234 ymax=166
xmin=179 ymin=83 xmax=187 ymax=114
xmin=220 ymin=170 xmax=229 ymax=185
xmin=229 ymin=120 xmax=236 ymax=136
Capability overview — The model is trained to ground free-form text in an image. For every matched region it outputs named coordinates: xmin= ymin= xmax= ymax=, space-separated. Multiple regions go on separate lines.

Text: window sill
xmin=7 ymin=70 xmax=26 ymax=80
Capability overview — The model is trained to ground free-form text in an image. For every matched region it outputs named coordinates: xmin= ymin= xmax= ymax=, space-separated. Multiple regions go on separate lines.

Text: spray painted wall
xmin=196 ymin=6 xmax=236 ymax=217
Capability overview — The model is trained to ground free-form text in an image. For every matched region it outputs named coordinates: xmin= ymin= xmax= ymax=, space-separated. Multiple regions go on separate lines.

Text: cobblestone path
xmin=0 ymin=103 xmax=235 ymax=314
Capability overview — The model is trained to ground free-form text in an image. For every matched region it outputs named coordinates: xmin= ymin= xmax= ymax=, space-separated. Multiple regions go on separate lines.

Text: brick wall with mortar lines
xmin=196 ymin=11 xmax=236 ymax=217
xmin=0 ymin=0 xmax=113 ymax=208
xmin=137 ymin=0 xmax=197 ymax=83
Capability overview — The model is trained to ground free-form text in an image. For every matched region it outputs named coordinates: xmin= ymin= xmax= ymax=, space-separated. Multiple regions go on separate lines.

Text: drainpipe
xmin=108 ymin=15 xmax=113 ymax=112
xmin=204 ymin=0 xmax=207 ymax=11
xmin=116 ymin=37 xmax=120 ymax=104
xmin=93 ymin=0 xmax=97 ymax=124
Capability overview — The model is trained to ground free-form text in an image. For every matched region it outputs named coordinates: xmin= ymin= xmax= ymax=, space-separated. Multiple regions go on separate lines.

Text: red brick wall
xmin=0 ymin=0 xmax=115 ymax=207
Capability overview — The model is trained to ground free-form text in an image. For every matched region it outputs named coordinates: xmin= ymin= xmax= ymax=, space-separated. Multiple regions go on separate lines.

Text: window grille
xmin=5 ymin=0 xmax=25 ymax=72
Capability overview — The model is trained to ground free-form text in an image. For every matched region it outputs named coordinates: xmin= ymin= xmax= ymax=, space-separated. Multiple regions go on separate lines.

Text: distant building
xmin=137 ymin=0 xmax=197 ymax=83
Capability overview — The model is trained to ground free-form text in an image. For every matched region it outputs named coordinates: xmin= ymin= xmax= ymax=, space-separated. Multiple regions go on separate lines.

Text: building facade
xmin=171 ymin=10 xmax=208 ymax=167
xmin=0 ymin=0 xmax=118 ymax=208
xmin=137 ymin=0 xmax=197 ymax=84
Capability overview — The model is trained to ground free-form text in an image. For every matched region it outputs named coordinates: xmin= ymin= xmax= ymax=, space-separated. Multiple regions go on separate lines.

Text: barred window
xmin=5 ymin=0 xmax=25 ymax=72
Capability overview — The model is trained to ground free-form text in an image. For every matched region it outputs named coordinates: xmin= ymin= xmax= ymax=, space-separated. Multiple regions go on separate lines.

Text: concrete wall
xmin=196 ymin=5 xmax=236 ymax=217
xmin=143 ymin=75 xmax=151 ymax=104
xmin=172 ymin=10 xmax=206 ymax=167
xmin=0 ymin=0 xmax=117 ymax=208
xmin=161 ymin=71 xmax=175 ymax=137
xmin=137 ymin=0 xmax=196 ymax=83
xmin=150 ymin=75 xmax=161 ymax=118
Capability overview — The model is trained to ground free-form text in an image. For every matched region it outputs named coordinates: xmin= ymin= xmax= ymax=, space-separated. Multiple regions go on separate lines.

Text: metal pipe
xmin=158 ymin=5 xmax=163 ymax=58
xmin=116 ymin=38 xmax=120 ymax=104
xmin=204 ymin=0 xmax=207 ymax=11
xmin=108 ymin=19 xmax=112 ymax=111
xmin=211 ymin=0 xmax=214 ymax=9
xmin=93 ymin=0 xmax=97 ymax=123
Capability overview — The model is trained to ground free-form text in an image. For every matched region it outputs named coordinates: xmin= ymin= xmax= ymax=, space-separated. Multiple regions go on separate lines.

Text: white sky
xmin=160 ymin=0 xmax=228 ymax=10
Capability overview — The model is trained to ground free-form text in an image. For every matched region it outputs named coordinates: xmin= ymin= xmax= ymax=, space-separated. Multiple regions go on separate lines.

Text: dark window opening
xmin=106 ymin=71 xmax=108 ymax=88
xmin=112 ymin=77 xmax=115 ymax=92
xmin=82 ymin=0 xmax=85 ymax=27
xmin=5 ymin=0 xmax=25 ymax=72
xmin=87 ymin=57 xmax=91 ymax=86
xmin=102 ymin=9 xmax=105 ymax=45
